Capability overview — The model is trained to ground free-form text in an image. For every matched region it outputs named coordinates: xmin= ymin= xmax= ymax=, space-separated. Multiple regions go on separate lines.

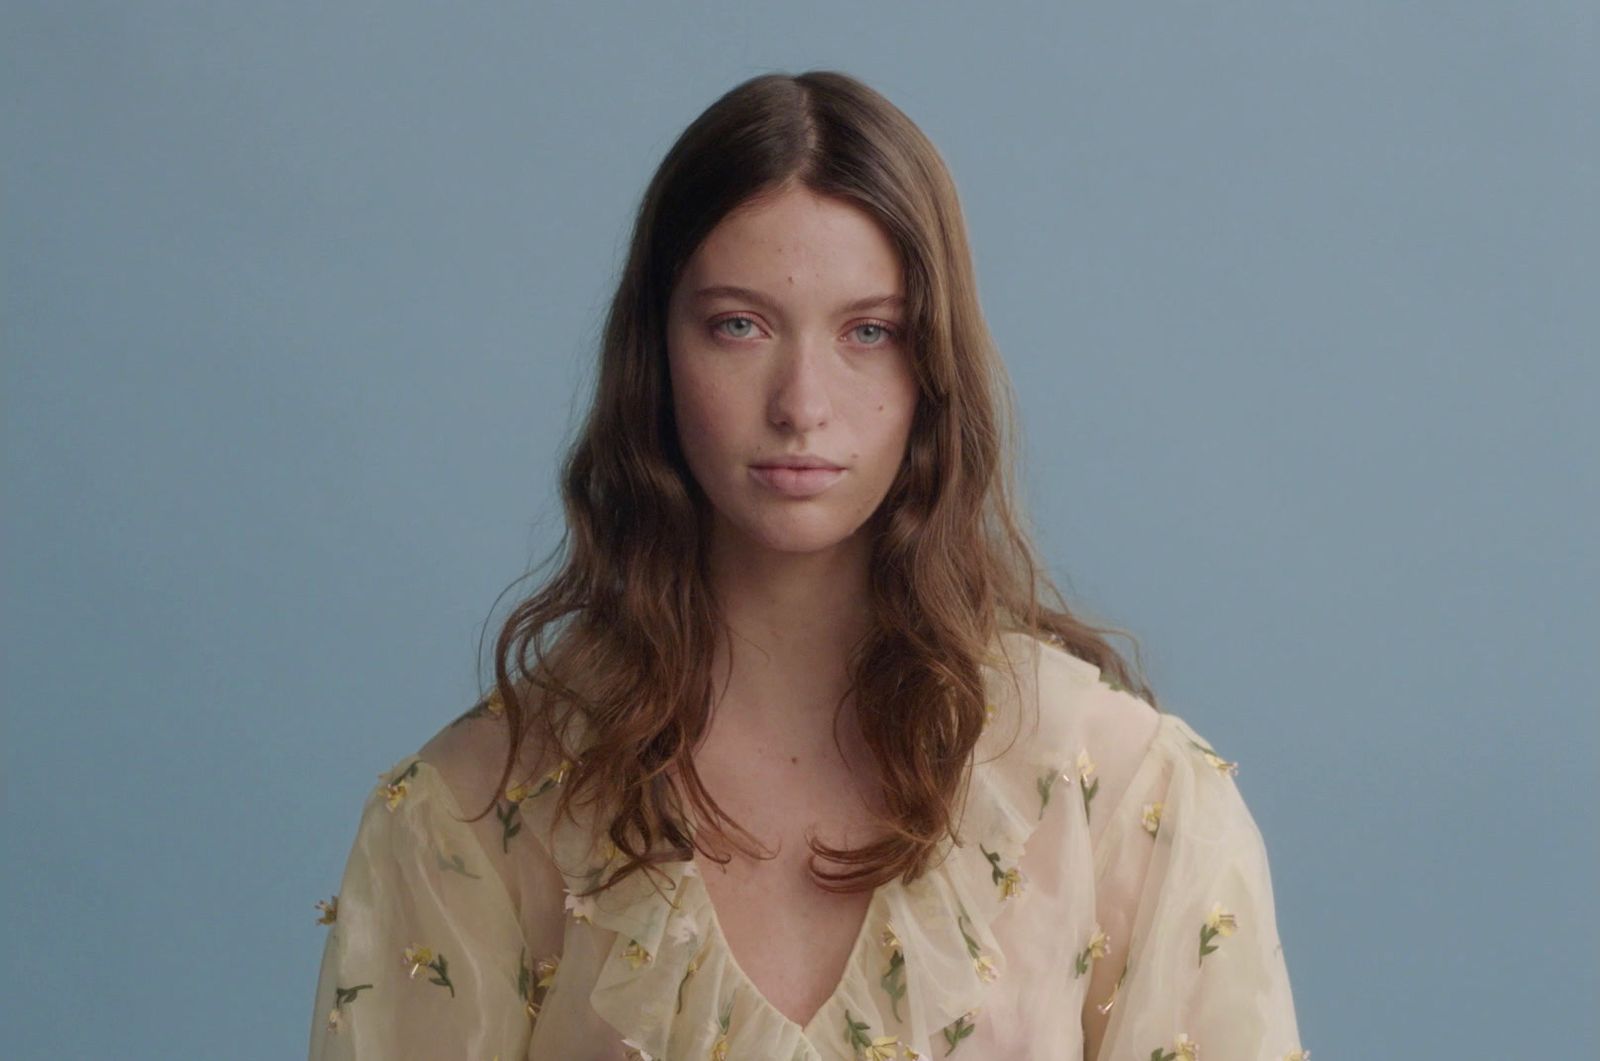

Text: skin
xmin=665 ymin=180 xmax=919 ymax=744
xmin=662 ymin=180 xmax=920 ymax=1026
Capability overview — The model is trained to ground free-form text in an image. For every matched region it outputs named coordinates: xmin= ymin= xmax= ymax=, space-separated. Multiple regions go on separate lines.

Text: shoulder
xmin=415 ymin=695 xmax=559 ymax=819
xmin=411 ymin=696 xmax=576 ymax=924
xmin=996 ymin=631 xmax=1163 ymax=840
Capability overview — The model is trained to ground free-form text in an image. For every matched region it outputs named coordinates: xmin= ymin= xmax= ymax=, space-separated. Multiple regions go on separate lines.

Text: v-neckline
xmin=682 ymin=858 xmax=889 ymax=1042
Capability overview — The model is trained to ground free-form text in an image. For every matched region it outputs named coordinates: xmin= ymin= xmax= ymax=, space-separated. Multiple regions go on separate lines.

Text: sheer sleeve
xmin=308 ymin=755 xmax=535 ymax=1060
xmin=1087 ymin=712 xmax=1306 ymax=1061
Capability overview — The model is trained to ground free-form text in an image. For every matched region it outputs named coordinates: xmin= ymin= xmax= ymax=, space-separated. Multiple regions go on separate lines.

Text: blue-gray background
xmin=4 ymin=3 xmax=1594 ymax=1057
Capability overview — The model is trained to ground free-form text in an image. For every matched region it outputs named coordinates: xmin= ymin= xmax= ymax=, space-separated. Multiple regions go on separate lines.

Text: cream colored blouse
xmin=307 ymin=634 xmax=1307 ymax=1060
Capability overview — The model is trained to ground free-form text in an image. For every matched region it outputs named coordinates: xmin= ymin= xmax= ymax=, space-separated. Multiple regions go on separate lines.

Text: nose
xmin=766 ymin=333 xmax=835 ymax=433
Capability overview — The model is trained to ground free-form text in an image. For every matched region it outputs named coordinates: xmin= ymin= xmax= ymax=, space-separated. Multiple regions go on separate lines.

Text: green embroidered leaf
xmin=494 ymin=800 xmax=523 ymax=852
xmin=428 ymin=955 xmax=456 ymax=997
xmin=880 ymin=950 xmax=907 ymax=1022
xmin=956 ymin=911 xmax=982 ymax=960
xmin=844 ymin=1009 xmax=873 ymax=1049
xmin=334 ymin=983 xmax=372 ymax=1006
xmin=979 ymin=843 xmax=1005 ymax=886
xmin=942 ymin=1013 xmax=977 ymax=1055
xmin=436 ymin=851 xmax=482 ymax=879
xmin=1080 ymin=776 xmax=1099 ymax=820
xmin=1036 ymin=771 xmax=1059 ymax=820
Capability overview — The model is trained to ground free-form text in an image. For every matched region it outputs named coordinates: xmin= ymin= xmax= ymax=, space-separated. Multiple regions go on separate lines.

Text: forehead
xmin=678 ymin=186 xmax=903 ymax=303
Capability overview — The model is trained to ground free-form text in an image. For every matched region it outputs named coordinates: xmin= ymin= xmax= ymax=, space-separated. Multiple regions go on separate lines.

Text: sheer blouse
xmin=307 ymin=633 xmax=1306 ymax=1060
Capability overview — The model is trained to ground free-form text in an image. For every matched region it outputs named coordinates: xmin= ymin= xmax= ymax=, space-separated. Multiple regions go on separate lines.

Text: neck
xmin=703 ymin=523 xmax=875 ymax=729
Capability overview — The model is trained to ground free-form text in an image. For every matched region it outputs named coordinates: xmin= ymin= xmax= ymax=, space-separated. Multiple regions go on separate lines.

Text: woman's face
xmin=666 ymin=183 xmax=919 ymax=559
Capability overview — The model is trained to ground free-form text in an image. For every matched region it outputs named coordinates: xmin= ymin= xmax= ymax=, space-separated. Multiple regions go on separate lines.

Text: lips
xmin=749 ymin=464 xmax=845 ymax=498
xmin=751 ymin=458 xmax=843 ymax=470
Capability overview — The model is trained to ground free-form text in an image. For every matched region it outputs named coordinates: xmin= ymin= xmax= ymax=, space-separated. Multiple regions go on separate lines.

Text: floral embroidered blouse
xmin=307 ymin=633 xmax=1306 ymax=1060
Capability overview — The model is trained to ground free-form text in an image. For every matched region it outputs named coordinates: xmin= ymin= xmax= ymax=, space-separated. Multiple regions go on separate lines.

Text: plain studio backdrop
xmin=3 ymin=3 xmax=1595 ymax=1057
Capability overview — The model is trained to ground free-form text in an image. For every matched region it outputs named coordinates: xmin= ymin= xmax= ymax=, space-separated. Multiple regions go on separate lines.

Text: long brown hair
xmin=464 ymin=69 xmax=1158 ymax=897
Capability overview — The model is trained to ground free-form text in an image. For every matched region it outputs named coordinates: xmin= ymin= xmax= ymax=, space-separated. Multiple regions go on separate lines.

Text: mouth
xmin=749 ymin=464 xmax=846 ymax=497
xmin=751 ymin=463 xmax=844 ymax=471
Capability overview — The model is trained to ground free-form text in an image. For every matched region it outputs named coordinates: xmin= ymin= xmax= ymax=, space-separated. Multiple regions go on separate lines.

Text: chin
xmin=725 ymin=511 xmax=862 ymax=556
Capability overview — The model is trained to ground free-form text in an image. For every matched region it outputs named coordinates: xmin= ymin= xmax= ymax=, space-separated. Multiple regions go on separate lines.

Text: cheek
xmin=671 ymin=369 xmax=738 ymax=460
xmin=864 ymin=375 xmax=918 ymax=453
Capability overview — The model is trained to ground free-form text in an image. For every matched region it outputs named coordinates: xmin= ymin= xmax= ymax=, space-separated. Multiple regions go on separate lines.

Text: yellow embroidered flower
xmin=1187 ymin=737 xmax=1238 ymax=777
xmin=1076 ymin=747 xmax=1101 ymax=818
xmin=535 ymin=954 xmax=560 ymax=989
xmin=1073 ymin=925 xmax=1109 ymax=977
xmin=401 ymin=944 xmax=434 ymax=978
xmin=1174 ymin=1032 xmax=1199 ymax=1060
xmin=973 ymin=953 xmax=998 ymax=982
xmin=1284 ymin=1051 xmax=1311 ymax=1061
xmin=983 ymin=702 xmax=997 ymax=727
xmin=864 ymin=1037 xmax=903 ymax=1061
xmin=703 ymin=986 xmax=734 ymax=1050
xmin=904 ymin=1047 xmax=926 ymax=1060
xmin=622 ymin=939 xmax=653 ymax=969
xmin=315 ymin=896 xmax=338 ymax=925
xmin=980 ymin=842 xmax=1025 ymax=900
xmin=1076 ymin=748 xmax=1096 ymax=785
xmin=383 ymin=778 xmax=409 ymax=810
xmin=1206 ymin=902 xmax=1238 ymax=937
xmin=1141 ymin=802 xmax=1163 ymax=836
xmin=621 ymin=1038 xmax=654 ymax=1060
xmin=1199 ymin=901 xmax=1237 ymax=965
xmin=516 ymin=758 xmax=574 ymax=803
xmin=880 ymin=920 xmax=902 ymax=955
xmin=486 ymin=689 xmax=505 ymax=715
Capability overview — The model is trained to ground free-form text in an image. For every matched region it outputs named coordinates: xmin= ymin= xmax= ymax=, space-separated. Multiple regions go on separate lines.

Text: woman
xmin=308 ymin=70 xmax=1305 ymax=1060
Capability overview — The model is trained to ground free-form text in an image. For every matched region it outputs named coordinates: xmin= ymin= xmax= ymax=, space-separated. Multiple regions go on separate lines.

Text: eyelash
xmin=709 ymin=314 xmax=902 ymax=347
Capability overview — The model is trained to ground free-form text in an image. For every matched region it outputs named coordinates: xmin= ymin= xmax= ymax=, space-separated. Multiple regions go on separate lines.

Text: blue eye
xmin=853 ymin=321 xmax=900 ymax=346
xmin=712 ymin=315 xmax=759 ymax=339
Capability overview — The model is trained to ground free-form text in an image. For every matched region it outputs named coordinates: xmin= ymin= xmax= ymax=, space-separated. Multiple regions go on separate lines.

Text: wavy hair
xmin=462 ymin=69 xmax=1159 ymax=897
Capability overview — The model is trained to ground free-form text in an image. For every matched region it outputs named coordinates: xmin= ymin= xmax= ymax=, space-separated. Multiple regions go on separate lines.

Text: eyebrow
xmin=689 ymin=284 xmax=905 ymax=315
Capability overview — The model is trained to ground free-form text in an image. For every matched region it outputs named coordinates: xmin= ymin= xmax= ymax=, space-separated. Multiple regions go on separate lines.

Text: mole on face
xmin=790 ymin=756 xmax=799 ymax=765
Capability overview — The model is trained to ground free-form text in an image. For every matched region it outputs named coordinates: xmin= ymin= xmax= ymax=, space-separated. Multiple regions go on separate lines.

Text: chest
xmin=693 ymin=840 xmax=877 ymax=1030
xmin=683 ymin=717 xmax=888 ymax=1029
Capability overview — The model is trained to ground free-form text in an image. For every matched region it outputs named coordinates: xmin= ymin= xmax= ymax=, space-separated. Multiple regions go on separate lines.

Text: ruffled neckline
xmin=517 ymin=633 xmax=1105 ymax=1060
